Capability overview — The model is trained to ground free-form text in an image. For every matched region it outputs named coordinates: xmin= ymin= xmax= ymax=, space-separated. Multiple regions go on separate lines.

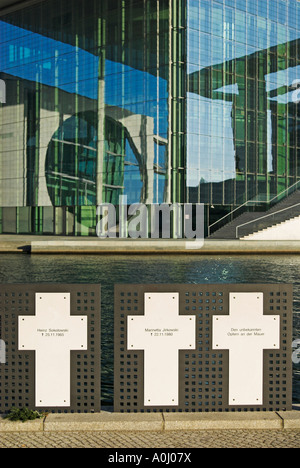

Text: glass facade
xmin=186 ymin=0 xmax=300 ymax=229
xmin=0 ymin=0 xmax=169 ymax=235
xmin=0 ymin=0 xmax=300 ymax=236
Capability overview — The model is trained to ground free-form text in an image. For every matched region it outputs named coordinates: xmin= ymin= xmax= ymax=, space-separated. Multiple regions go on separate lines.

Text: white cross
xmin=213 ymin=292 xmax=280 ymax=406
xmin=127 ymin=293 xmax=196 ymax=407
xmin=19 ymin=293 xmax=87 ymax=407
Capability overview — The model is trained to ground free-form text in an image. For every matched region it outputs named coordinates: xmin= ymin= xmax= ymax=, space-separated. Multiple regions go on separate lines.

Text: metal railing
xmin=208 ymin=179 xmax=300 ymax=237
xmin=208 ymin=198 xmax=259 ymax=237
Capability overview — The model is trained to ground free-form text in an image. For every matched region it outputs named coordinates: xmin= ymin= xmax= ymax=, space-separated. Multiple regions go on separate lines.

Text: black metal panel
xmin=0 ymin=284 xmax=101 ymax=414
xmin=114 ymin=284 xmax=293 ymax=413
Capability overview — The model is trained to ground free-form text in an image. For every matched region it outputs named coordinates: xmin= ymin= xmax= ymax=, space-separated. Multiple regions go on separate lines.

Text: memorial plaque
xmin=114 ymin=284 xmax=293 ymax=413
xmin=0 ymin=284 xmax=101 ymax=414
xmin=19 ymin=293 xmax=88 ymax=407
xmin=213 ymin=293 xmax=280 ymax=406
xmin=128 ymin=293 xmax=196 ymax=406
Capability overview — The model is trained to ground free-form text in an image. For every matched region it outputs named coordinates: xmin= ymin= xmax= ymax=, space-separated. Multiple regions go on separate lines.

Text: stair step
xmin=242 ymin=214 xmax=300 ymax=239
xmin=209 ymin=190 xmax=300 ymax=239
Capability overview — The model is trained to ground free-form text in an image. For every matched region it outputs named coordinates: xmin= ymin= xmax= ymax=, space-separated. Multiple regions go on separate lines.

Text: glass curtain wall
xmin=186 ymin=0 xmax=300 ymax=227
xmin=0 ymin=0 xmax=169 ymax=235
xmin=2 ymin=0 xmax=300 ymax=236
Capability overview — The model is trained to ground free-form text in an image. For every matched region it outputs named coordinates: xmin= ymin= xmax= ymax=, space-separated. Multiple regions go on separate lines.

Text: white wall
xmin=242 ymin=215 xmax=300 ymax=241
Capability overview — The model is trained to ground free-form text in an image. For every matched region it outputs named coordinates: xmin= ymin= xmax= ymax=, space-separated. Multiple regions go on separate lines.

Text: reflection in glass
xmin=0 ymin=0 xmax=169 ymax=234
xmin=187 ymin=0 xmax=300 ymax=221
xmin=1 ymin=0 xmax=300 ymax=235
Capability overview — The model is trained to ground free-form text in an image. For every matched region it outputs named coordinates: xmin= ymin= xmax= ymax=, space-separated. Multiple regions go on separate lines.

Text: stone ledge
xmin=278 ymin=411 xmax=300 ymax=430
xmin=30 ymin=239 xmax=300 ymax=255
xmin=163 ymin=412 xmax=284 ymax=431
xmin=1 ymin=411 xmax=300 ymax=433
xmin=43 ymin=412 xmax=164 ymax=432
xmin=1 ymin=235 xmax=300 ymax=254
xmin=0 ymin=418 xmax=44 ymax=432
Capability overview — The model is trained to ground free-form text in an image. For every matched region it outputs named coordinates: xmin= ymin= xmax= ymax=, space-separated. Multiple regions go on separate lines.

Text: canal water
xmin=0 ymin=253 xmax=299 ymax=406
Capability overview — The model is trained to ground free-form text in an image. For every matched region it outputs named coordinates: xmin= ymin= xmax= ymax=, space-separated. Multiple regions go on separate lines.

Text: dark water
xmin=0 ymin=254 xmax=299 ymax=405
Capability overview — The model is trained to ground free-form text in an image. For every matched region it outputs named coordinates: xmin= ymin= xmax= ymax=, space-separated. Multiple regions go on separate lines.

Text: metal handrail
xmin=208 ymin=179 xmax=300 ymax=237
xmin=208 ymin=199 xmax=259 ymax=237
xmin=267 ymin=179 xmax=300 ymax=204
xmin=236 ymin=202 xmax=300 ymax=239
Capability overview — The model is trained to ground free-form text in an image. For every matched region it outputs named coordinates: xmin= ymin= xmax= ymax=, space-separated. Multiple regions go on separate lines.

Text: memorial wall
xmin=0 ymin=283 xmax=293 ymax=414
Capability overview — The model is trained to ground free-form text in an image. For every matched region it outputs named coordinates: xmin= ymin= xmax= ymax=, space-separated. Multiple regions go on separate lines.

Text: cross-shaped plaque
xmin=213 ymin=292 xmax=280 ymax=406
xmin=19 ymin=293 xmax=87 ymax=407
xmin=127 ymin=293 xmax=196 ymax=407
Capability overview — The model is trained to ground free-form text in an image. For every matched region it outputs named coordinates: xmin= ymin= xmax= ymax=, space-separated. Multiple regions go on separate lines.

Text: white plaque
xmin=128 ymin=293 xmax=196 ymax=407
xmin=19 ymin=293 xmax=87 ymax=407
xmin=213 ymin=293 xmax=280 ymax=406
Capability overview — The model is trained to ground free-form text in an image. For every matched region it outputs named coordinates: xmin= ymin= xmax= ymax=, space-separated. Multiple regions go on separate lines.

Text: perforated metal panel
xmin=114 ymin=284 xmax=293 ymax=413
xmin=0 ymin=284 xmax=101 ymax=414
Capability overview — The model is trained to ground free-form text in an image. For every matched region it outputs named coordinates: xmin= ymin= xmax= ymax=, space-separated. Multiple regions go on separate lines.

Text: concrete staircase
xmin=242 ymin=214 xmax=300 ymax=240
xmin=209 ymin=190 xmax=300 ymax=239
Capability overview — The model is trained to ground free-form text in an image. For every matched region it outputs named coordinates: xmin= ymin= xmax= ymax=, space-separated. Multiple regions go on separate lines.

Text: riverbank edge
xmin=0 ymin=410 xmax=300 ymax=432
xmin=1 ymin=236 xmax=300 ymax=254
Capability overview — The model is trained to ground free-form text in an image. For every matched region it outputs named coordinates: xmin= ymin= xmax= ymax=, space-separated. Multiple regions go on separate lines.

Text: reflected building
xmin=188 ymin=36 xmax=300 ymax=205
xmin=0 ymin=0 xmax=300 ymax=236
xmin=186 ymin=0 xmax=300 ymax=230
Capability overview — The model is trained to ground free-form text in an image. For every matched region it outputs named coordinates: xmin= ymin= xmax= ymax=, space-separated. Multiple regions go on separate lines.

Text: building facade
xmin=0 ymin=0 xmax=300 ymax=236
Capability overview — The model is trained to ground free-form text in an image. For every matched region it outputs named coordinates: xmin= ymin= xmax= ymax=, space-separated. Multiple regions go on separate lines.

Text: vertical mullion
xmin=97 ymin=1 xmax=106 ymax=206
